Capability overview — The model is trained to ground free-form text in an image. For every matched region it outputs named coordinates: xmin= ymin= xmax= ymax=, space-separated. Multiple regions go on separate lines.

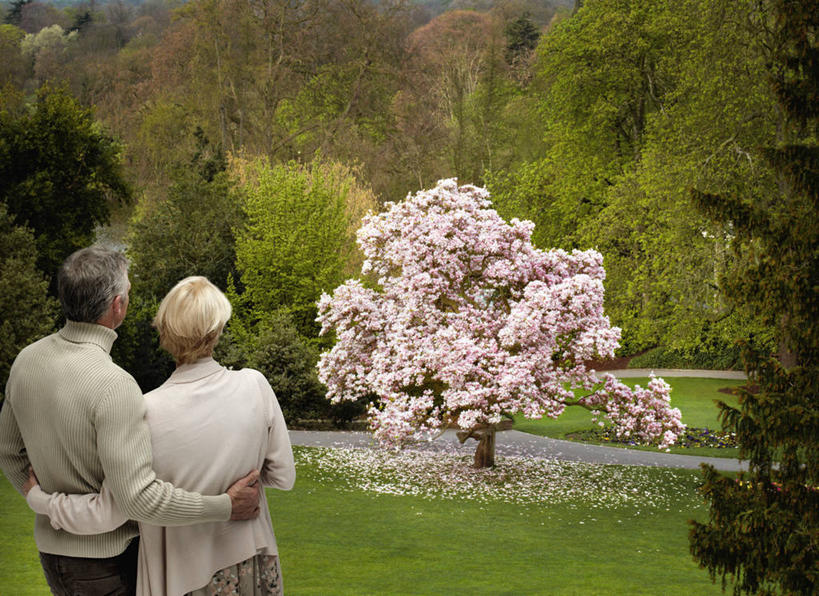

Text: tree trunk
xmin=472 ymin=427 xmax=496 ymax=468
xmin=456 ymin=421 xmax=510 ymax=468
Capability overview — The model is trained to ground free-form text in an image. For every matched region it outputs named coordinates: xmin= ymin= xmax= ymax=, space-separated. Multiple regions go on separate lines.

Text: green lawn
xmin=1 ymin=446 xmax=728 ymax=595
xmin=514 ymin=377 xmax=744 ymax=458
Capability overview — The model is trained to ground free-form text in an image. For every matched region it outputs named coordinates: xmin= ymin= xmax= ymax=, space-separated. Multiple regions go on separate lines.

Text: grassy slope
xmin=0 ymin=447 xmax=725 ymax=595
xmin=513 ymin=377 xmax=744 ymax=458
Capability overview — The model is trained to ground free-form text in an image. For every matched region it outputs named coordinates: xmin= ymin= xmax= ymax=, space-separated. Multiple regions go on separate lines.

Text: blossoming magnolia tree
xmin=317 ymin=179 xmax=685 ymax=467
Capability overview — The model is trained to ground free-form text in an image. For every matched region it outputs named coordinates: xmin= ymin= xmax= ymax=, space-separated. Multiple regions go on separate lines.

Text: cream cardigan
xmin=29 ymin=358 xmax=296 ymax=596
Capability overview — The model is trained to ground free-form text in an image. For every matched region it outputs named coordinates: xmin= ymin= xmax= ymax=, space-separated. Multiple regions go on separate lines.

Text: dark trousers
xmin=39 ymin=538 xmax=139 ymax=596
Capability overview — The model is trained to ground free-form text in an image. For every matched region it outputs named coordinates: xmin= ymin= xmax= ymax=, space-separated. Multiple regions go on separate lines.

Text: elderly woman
xmin=26 ymin=276 xmax=295 ymax=596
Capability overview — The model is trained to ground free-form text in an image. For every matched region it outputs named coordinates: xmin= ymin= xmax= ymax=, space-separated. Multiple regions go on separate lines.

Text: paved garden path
xmin=596 ymin=368 xmax=747 ymax=380
xmin=289 ymin=369 xmax=748 ymax=473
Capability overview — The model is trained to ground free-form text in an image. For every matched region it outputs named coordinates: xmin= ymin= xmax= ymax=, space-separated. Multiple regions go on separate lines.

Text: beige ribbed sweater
xmin=0 ymin=321 xmax=231 ymax=557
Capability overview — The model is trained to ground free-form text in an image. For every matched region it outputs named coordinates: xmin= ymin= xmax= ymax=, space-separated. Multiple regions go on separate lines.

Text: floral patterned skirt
xmin=185 ymin=554 xmax=282 ymax=596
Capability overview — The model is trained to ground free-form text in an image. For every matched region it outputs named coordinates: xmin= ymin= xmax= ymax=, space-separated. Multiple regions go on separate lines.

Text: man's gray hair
xmin=58 ymin=246 xmax=130 ymax=323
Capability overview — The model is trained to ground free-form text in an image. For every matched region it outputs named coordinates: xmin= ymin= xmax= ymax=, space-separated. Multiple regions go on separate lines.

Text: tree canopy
xmin=0 ymin=85 xmax=130 ymax=278
xmin=489 ymin=0 xmax=778 ymax=359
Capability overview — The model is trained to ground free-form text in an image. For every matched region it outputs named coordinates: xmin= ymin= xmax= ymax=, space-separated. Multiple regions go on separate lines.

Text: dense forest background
xmin=1 ymin=0 xmax=783 ymax=424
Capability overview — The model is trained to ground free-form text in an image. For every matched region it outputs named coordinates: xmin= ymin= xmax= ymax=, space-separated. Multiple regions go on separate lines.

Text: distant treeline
xmin=1 ymin=0 xmax=783 ymax=420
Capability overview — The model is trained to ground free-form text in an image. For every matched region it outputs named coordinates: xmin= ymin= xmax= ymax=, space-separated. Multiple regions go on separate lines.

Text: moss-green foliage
xmin=234 ymin=158 xmax=373 ymax=337
xmin=504 ymin=13 xmax=539 ymax=66
xmin=489 ymin=0 xmax=777 ymax=357
xmin=0 ymin=204 xmax=58 ymax=393
xmin=688 ymin=2 xmax=819 ymax=593
xmin=0 ymin=84 xmax=131 ymax=278
xmin=0 ymin=25 xmax=28 ymax=88
xmin=222 ymin=158 xmax=378 ymax=423
xmin=628 ymin=345 xmax=743 ymax=372
xmin=127 ymin=143 xmax=239 ymax=299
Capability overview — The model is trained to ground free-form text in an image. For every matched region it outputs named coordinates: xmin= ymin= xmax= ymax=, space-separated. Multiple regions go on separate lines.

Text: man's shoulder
xmin=14 ymin=330 xmax=60 ymax=358
xmin=8 ymin=331 xmax=60 ymax=378
xmin=98 ymin=361 xmax=139 ymax=389
xmin=13 ymin=331 xmax=139 ymax=397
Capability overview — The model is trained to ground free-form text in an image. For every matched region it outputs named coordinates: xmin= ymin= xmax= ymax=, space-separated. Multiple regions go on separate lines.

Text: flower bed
xmin=567 ymin=426 xmax=737 ymax=449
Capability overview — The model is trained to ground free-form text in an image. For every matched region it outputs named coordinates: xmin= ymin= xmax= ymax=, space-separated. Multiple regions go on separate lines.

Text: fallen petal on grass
xmin=296 ymin=446 xmax=704 ymax=512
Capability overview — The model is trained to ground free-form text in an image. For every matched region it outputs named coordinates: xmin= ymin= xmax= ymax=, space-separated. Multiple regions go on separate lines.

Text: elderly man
xmin=0 ymin=246 xmax=260 ymax=596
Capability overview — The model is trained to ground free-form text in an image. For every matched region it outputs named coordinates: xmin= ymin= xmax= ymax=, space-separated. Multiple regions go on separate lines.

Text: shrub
xmin=628 ymin=345 xmax=743 ymax=371
xmin=216 ymin=309 xmax=364 ymax=426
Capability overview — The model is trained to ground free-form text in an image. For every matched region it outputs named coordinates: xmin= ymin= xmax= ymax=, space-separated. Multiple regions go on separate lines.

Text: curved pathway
xmin=289 ymin=369 xmax=748 ymax=473
xmin=596 ymin=368 xmax=746 ymax=380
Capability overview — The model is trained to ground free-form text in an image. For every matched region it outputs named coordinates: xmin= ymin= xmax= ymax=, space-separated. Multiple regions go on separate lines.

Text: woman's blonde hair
xmin=154 ymin=276 xmax=232 ymax=364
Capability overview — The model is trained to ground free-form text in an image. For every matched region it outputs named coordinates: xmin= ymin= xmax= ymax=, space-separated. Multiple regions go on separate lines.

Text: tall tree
xmin=0 ymin=85 xmax=131 ymax=278
xmin=504 ymin=13 xmax=539 ymax=66
xmin=401 ymin=9 xmax=514 ymax=187
xmin=0 ymin=24 xmax=28 ymax=88
xmin=689 ymin=1 xmax=819 ymax=593
xmin=20 ymin=24 xmax=78 ymax=85
xmin=126 ymin=151 xmax=237 ymax=299
xmin=114 ymin=137 xmax=238 ymax=391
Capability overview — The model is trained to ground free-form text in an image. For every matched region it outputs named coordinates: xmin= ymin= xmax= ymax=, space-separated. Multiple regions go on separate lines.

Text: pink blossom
xmin=317 ymin=180 xmax=685 ymax=449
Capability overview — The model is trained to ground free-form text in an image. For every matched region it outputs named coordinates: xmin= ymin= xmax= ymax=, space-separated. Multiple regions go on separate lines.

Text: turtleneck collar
xmin=58 ymin=320 xmax=118 ymax=354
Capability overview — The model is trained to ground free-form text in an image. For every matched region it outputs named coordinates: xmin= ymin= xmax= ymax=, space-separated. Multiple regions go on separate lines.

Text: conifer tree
xmin=688 ymin=2 xmax=818 ymax=593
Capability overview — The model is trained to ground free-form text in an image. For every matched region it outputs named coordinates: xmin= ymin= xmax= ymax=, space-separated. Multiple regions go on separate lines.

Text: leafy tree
xmin=689 ymin=1 xmax=819 ymax=593
xmin=491 ymin=0 xmax=680 ymax=350
xmin=0 ymin=24 xmax=28 ymax=88
xmin=594 ymin=0 xmax=778 ymax=355
xmin=126 ymin=149 xmax=237 ymax=298
xmin=127 ymin=0 xmax=410 ymax=202
xmin=317 ymin=180 xmax=684 ymax=467
xmin=68 ymin=9 xmax=92 ymax=34
xmin=491 ymin=0 xmax=778 ymax=358
xmin=0 ymin=85 xmax=131 ymax=279
xmin=234 ymin=158 xmax=376 ymax=337
xmin=20 ymin=24 xmax=78 ymax=85
xmin=492 ymin=0 xmax=680 ymax=251
xmin=0 ymin=204 xmax=58 ymax=393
